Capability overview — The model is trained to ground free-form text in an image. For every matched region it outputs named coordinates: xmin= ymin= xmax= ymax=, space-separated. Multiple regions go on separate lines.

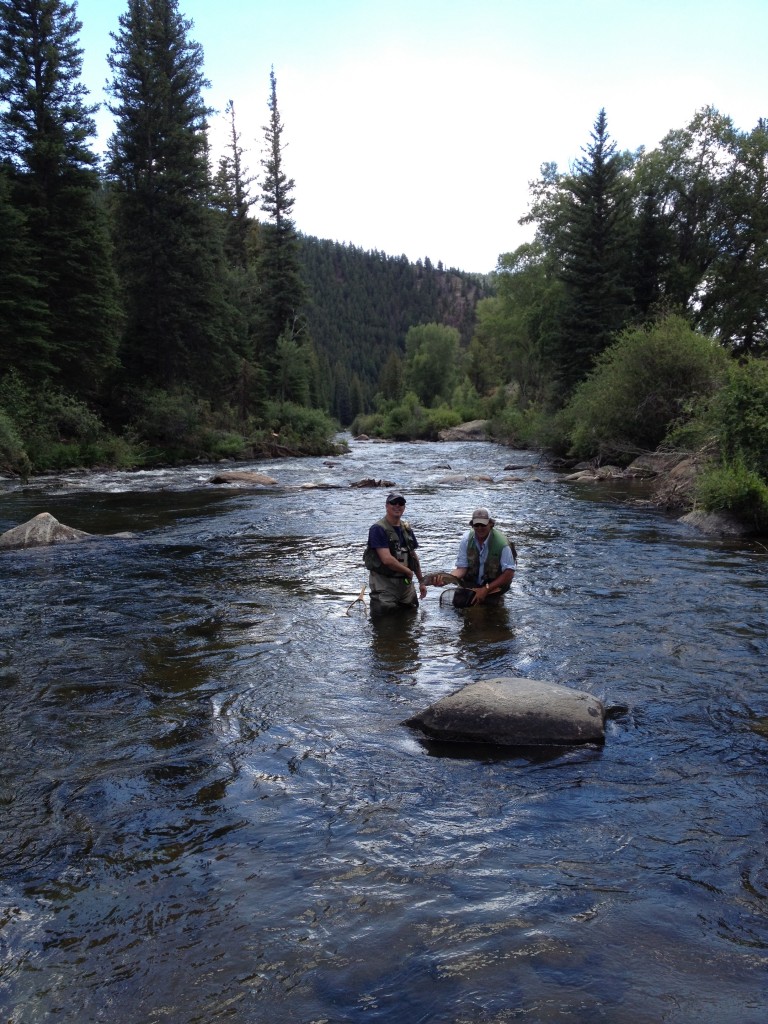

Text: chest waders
xmin=365 ymin=518 xmax=419 ymax=612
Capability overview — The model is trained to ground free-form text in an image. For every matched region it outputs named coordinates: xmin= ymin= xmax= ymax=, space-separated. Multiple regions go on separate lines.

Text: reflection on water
xmin=1 ymin=439 xmax=767 ymax=1023
xmin=370 ymin=607 xmax=422 ymax=677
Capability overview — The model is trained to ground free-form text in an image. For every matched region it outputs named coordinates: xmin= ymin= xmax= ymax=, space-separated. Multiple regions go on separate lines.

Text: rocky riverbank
xmin=563 ymin=452 xmax=754 ymax=538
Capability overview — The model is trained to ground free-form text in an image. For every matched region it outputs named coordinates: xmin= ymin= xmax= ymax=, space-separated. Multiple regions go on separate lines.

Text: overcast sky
xmin=74 ymin=0 xmax=767 ymax=274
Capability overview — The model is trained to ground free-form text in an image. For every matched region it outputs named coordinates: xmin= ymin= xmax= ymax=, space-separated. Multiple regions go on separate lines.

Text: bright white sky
xmin=74 ymin=0 xmax=767 ymax=274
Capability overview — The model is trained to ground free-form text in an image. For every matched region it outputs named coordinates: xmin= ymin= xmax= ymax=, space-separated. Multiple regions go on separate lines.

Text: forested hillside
xmin=299 ymin=236 xmax=491 ymax=422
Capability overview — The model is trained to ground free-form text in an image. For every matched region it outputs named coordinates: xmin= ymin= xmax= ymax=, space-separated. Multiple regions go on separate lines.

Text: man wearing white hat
xmin=439 ymin=507 xmax=516 ymax=607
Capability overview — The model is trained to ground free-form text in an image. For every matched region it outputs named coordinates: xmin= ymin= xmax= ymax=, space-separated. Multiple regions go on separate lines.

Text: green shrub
xmin=43 ymin=390 xmax=102 ymax=443
xmin=450 ymin=380 xmax=483 ymax=422
xmin=423 ymin=404 xmax=461 ymax=434
xmin=263 ymin=402 xmax=339 ymax=454
xmin=563 ymin=314 xmax=728 ymax=462
xmin=128 ymin=388 xmax=249 ymax=462
xmin=0 ymin=371 xmax=141 ymax=472
xmin=372 ymin=393 xmax=460 ymax=440
xmin=80 ymin=434 xmax=144 ymax=469
xmin=0 ymin=408 xmax=31 ymax=477
xmin=0 ymin=370 xmax=35 ymax=430
xmin=350 ymin=411 xmax=384 ymax=437
xmin=381 ymin=394 xmax=425 ymax=439
xmin=696 ymin=457 xmax=768 ymax=531
xmin=130 ymin=387 xmax=211 ymax=449
xmin=662 ymin=410 xmax=717 ymax=453
xmin=196 ymin=430 xmax=249 ymax=460
xmin=710 ymin=358 xmax=768 ymax=479
xmin=491 ymin=402 xmax=565 ymax=451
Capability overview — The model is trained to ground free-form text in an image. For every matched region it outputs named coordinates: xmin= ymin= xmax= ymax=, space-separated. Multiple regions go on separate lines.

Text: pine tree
xmin=254 ymin=68 xmax=308 ymax=393
xmin=213 ymin=99 xmax=256 ymax=270
xmin=0 ymin=167 xmax=49 ymax=375
xmin=0 ymin=0 xmax=120 ymax=396
xmin=332 ymin=361 xmax=351 ymax=424
xmin=379 ymin=350 xmax=404 ymax=400
xmin=105 ymin=0 xmax=236 ymax=396
xmin=555 ymin=109 xmax=634 ymax=398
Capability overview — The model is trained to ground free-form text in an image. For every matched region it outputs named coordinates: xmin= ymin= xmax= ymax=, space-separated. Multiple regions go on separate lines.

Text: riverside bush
xmin=0 ymin=371 xmax=141 ymax=472
xmin=696 ymin=458 xmax=768 ymax=531
xmin=129 ymin=387 xmax=210 ymax=451
xmin=563 ymin=315 xmax=728 ymax=461
xmin=710 ymin=358 xmax=768 ymax=479
xmin=0 ymin=408 xmax=31 ymax=477
xmin=262 ymin=401 xmax=340 ymax=454
xmin=490 ymin=402 xmax=565 ymax=451
xmin=384 ymin=396 xmax=461 ymax=439
xmin=350 ymin=394 xmax=461 ymax=440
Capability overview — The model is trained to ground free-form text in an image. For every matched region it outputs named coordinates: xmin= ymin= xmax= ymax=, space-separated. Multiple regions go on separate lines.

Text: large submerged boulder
xmin=404 ymin=676 xmax=605 ymax=747
xmin=0 ymin=512 xmax=132 ymax=551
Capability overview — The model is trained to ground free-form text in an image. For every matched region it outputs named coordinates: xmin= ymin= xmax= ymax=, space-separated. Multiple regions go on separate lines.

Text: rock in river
xmin=404 ymin=676 xmax=605 ymax=747
xmin=209 ymin=471 xmax=278 ymax=485
xmin=0 ymin=512 xmax=132 ymax=551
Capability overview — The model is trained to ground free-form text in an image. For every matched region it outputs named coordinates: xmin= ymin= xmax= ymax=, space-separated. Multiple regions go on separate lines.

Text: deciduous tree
xmin=404 ymin=322 xmax=460 ymax=405
xmin=699 ymin=117 xmax=768 ymax=353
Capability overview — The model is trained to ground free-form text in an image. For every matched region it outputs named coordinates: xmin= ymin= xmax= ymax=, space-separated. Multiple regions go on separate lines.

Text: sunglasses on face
xmin=473 ymin=523 xmax=489 ymax=530
xmin=388 ymin=499 xmax=406 ymax=507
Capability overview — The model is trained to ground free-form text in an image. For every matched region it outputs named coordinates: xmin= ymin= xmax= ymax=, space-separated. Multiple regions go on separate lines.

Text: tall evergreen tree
xmin=554 ymin=109 xmax=634 ymax=398
xmin=0 ymin=165 xmax=49 ymax=375
xmin=379 ymin=349 xmax=404 ymax=400
xmin=254 ymin=68 xmax=308 ymax=393
xmin=0 ymin=0 xmax=120 ymax=395
xmin=332 ymin=361 xmax=351 ymax=424
xmin=213 ymin=99 xmax=255 ymax=270
xmin=210 ymin=98 xmax=263 ymax=417
xmin=105 ymin=0 xmax=236 ymax=396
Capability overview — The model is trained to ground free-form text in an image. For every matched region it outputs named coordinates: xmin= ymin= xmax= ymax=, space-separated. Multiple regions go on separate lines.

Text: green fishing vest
xmin=466 ymin=528 xmax=513 ymax=591
xmin=363 ymin=517 xmax=417 ymax=576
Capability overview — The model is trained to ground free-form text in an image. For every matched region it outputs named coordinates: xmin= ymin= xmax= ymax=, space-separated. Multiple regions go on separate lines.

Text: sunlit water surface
xmin=1 ymin=439 xmax=766 ymax=1023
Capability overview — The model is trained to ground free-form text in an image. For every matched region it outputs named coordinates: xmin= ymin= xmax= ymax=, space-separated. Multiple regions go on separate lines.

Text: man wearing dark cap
xmin=438 ymin=507 xmax=516 ymax=607
xmin=364 ymin=492 xmax=428 ymax=613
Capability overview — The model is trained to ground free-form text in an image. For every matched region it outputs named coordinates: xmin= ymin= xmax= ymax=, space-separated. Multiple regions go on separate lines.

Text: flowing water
xmin=0 ymin=438 xmax=766 ymax=1023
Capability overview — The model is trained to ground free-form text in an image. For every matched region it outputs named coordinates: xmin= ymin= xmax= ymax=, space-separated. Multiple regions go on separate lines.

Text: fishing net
xmin=345 ymin=586 xmax=367 ymax=617
xmin=447 ymin=587 xmax=475 ymax=608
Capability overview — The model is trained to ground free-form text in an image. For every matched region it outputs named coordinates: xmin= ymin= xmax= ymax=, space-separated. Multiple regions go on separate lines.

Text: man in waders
xmin=364 ymin=492 xmax=427 ymax=614
xmin=436 ymin=507 xmax=516 ymax=608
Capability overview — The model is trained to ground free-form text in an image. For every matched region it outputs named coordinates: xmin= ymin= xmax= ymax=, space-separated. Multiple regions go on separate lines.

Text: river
xmin=0 ymin=438 xmax=766 ymax=1023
